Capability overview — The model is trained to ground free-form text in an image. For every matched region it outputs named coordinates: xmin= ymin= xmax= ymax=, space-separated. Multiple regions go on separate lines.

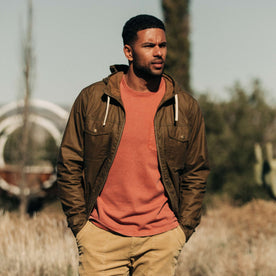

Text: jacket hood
xmin=109 ymin=64 xmax=129 ymax=74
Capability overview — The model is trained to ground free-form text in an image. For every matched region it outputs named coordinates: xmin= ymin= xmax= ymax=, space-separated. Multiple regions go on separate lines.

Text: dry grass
xmin=0 ymin=204 xmax=78 ymax=276
xmin=0 ymin=199 xmax=275 ymax=276
xmin=176 ymin=199 xmax=276 ymax=276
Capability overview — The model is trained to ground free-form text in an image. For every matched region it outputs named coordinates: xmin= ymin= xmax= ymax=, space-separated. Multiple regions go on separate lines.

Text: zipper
xmin=87 ymin=93 xmax=126 ymax=216
xmin=154 ymin=99 xmax=178 ymax=216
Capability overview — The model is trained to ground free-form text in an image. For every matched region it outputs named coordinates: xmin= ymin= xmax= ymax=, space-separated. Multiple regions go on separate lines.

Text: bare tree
xmin=19 ymin=0 xmax=35 ymax=215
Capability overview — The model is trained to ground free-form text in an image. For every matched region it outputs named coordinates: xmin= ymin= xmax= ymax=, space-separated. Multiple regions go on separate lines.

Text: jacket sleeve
xmin=57 ymin=92 xmax=87 ymax=236
xmin=179 ymin=100 xmax=210 ymax=241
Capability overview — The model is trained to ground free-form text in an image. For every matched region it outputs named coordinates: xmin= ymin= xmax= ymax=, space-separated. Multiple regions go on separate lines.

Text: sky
xmin=1 ymin=0 xmax=276 ymax=106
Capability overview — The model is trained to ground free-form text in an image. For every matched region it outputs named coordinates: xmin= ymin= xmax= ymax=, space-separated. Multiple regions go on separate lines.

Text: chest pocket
xmin=84 ymin=119 xmax=112 ymax=161
xmin=166 ymin=126 xmax=189 ymax=167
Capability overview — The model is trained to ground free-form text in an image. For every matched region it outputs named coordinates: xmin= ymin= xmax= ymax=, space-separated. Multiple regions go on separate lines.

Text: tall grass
xmin=0 ymin=199 xmax=275 ymax=275
xmin=176 ymin=199 xmax=276 ymax=276
xmin=0 ymin=207 xmax=77 ymax=276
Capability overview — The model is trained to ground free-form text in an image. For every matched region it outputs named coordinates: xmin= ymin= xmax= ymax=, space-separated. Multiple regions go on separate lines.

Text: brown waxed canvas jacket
xmin=57 ymin=65 xmax=210 ymax=242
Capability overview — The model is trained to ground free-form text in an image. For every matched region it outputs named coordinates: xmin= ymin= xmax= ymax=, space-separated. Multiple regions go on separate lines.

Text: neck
xmin=124 ymin=66 xmax=162 ymax=92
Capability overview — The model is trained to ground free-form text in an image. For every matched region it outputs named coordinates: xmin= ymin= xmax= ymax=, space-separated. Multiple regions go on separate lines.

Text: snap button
xmin=93 ymin=128 xmax=97 ymax=133
xmin=180 ymin=135 xmax=185 ymax=139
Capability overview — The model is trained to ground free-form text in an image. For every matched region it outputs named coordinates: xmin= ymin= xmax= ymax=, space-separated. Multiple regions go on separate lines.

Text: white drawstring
xmin=103 ymin=96 xmax=110 ymax=127
xmin=174 ymin=94 xmax=179 ymax=123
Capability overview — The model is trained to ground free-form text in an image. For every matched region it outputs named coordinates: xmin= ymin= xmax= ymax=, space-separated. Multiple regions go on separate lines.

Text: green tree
xmin=199 ymin=80 xmax=276 ymax=203
xmin=162 ymin=0 xmax=191 ymax=92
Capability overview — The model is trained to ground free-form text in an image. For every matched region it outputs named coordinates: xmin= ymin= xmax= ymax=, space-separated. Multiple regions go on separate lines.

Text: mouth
xmin=152 ymin=60 xmax=164 ymax=69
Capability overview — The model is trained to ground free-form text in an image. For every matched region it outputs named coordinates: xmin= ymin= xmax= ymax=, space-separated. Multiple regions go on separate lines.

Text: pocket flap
xmin=168 ymin=126 xmax=189 ymax=143
xmin=84 ymin=119 xmax=111 ymax=136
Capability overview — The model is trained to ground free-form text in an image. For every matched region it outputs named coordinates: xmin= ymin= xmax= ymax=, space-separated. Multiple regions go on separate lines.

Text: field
xmin=0 ymin=199 xmax=275 ymax=276
xmin=176 ymin=199 xmax=276 ymax=276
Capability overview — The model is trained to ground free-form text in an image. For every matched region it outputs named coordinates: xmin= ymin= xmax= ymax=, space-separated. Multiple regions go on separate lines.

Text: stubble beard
xmin=133 ymin=62 xmax=164 ymax=81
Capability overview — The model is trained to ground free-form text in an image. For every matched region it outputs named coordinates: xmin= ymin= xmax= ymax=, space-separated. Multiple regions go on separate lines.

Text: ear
xmin=123 ymin=45 xmax=133 ymax=62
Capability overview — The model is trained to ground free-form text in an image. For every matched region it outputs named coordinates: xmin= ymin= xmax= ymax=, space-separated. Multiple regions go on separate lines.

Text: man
xmin=57 ymin=14 xmax=209 ymax=276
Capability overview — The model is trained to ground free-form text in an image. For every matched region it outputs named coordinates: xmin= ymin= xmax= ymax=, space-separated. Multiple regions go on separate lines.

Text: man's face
xmin=127 ymin=28 xmax=167 ymax=78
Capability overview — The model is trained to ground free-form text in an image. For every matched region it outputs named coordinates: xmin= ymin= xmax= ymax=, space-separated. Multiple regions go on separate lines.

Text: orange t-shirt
xmin=90 ymin=76 xmax=178 ymax=236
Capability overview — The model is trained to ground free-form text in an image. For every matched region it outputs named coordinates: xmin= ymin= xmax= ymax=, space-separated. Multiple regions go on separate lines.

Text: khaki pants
xmin=76 ymin=221 xmax=186 ymax=276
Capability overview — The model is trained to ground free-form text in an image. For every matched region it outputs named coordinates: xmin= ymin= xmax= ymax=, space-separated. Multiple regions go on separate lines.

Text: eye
xmin=159 ymin=43 xmax=167 ymax=48
xmin=143 ymin=43 xmax=155 ymax=48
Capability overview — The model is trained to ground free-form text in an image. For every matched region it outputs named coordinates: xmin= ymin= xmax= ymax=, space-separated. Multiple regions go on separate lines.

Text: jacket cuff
xmin=180 ymin=224 xmax=195 ymax=242
xmin=67 ymin=214 xmax=87 ymax=237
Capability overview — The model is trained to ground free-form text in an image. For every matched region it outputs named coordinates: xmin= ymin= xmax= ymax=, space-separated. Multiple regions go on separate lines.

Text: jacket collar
xmin=103 ymin=64 xmax=179 ymax=104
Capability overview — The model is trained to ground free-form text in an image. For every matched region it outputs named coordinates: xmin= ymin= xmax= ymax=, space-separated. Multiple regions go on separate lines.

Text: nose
xmin=153 ymin=46 xmax=162 ymax=57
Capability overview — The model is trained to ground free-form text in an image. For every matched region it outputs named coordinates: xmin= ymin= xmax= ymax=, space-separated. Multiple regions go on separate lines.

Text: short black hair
xmin=122 ymin=14 xmax=165 ymax=46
